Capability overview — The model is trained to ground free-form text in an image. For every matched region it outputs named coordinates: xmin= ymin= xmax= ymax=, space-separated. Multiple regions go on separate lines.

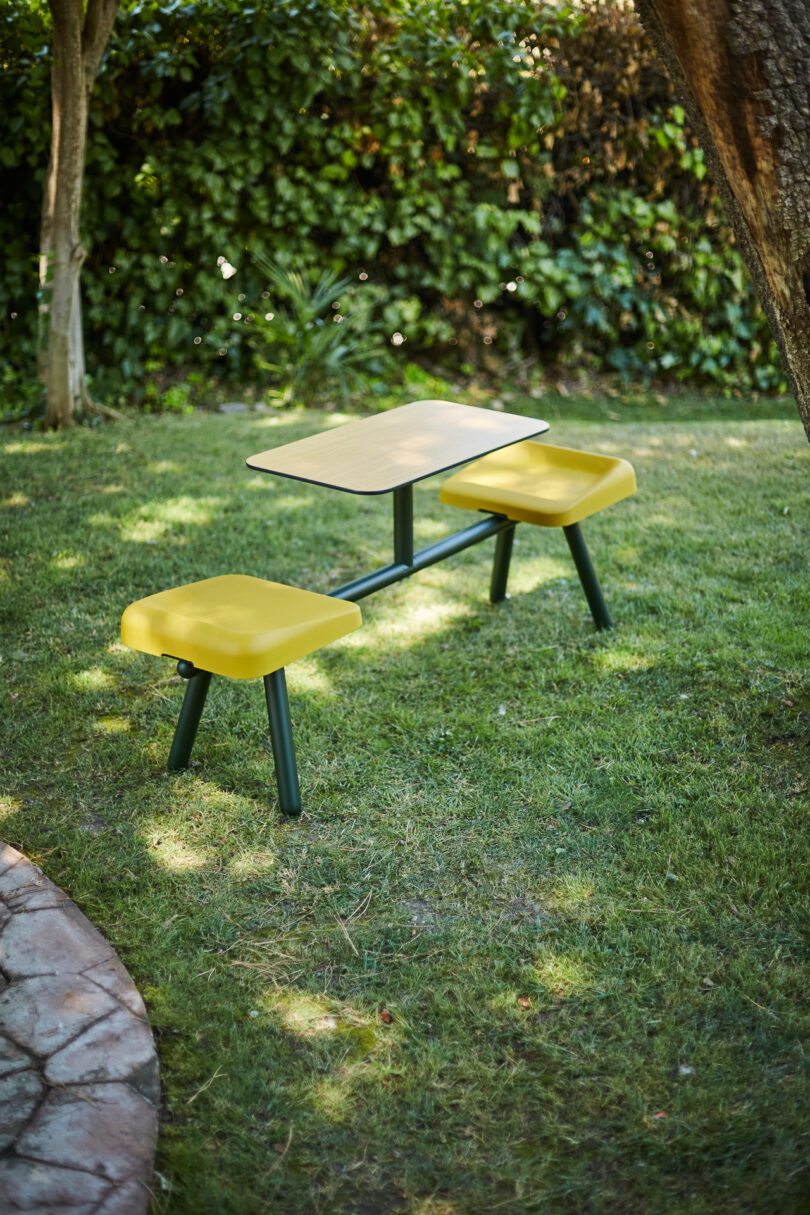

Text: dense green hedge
xmin=0 ymin=0 xmax=784 ymax=403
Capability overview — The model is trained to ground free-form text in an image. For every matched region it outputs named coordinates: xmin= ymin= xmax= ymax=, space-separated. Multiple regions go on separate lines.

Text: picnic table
xmin=245 ymin=399 xmax=550 ymax=601
xmin=123 ymin=398 xmax=634 ymax=813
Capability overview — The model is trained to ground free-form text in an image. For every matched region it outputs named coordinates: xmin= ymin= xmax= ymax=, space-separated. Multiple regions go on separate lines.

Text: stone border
xmin=0 ymin=842 xmax=159 ymax=1214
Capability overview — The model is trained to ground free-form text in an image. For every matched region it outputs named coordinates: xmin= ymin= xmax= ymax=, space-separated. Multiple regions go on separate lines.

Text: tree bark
xmin=40 ymin=0 xmax=118 ymax=429
xmin=634 ymin=0 xmax=810 ymax=443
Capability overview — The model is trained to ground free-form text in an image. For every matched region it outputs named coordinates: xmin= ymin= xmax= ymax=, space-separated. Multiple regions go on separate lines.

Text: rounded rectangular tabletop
xmin=246 ymin=399 xmax=550 ymax=494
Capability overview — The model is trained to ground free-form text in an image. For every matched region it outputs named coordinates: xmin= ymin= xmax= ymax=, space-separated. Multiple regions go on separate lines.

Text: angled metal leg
xmin=490 ymin=521 xmax=516 ymax=603
xmin=264 ymin=668 xmax=302 ymax=816
xmin=168 ymin=664 xmax=212 ymax=770
xmin=563 ymin=522 xmax=612 ymax=630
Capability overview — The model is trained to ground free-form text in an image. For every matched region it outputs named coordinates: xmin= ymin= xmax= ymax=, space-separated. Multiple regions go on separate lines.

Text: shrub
xmin=0 ymin=0 xmax=785 ymax=404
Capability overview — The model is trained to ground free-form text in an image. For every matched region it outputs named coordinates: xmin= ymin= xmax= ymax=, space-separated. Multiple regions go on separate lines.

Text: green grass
xmin=1 ymin=391 xmax=808 ymax=1214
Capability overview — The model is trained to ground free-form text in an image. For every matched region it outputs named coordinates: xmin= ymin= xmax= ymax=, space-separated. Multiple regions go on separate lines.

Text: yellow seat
xmin=121 ymin=575 xmax=361 ymax=680
xmin=121 ymin=575 xmax=362 ymax=815
xmin=439 ymin=441 xmax=637 ymax=630
xmin=439 ymin=441 xmax=636 ymax=527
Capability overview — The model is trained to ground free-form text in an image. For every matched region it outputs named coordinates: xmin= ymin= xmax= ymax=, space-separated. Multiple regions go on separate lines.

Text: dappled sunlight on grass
xmin=119 ymin=496 xmax=225 ymax=544
xmin=647 ymin=510 xmax=688 ymax=529
xmin=148 ymin=460 xmax=184 ymax=474
xmin=273 ymin=992 xmax=373 ymax=1040
xmin=2 ymin=492 xmax=36 ymax=509
xmin=581 ymin=437 xmax=634 ymax=455
xmin=289 ymin=663 xmax=338 ymax=695
xmin=87 ymin=510 xmax=115 ymax=529
xmin=94 ymin=714 xmax=132 ymax=734
xmin=265 ymin=490 xmax=318 ymax=512
xmin=532 ymin=950 xmax=595 ymax=998
xmin=73 ymin=666 xmax=114 ymax=691
xmin=413 ymin=516 xmax=453 ymax=541
xmin=412 ymin=1200 xmax=464 ymax=1215
xmin=593 ymin=648 xmax=654 ymax=672
xmin=507 ymin=554 xmax=571 ymax=593
xmin=52 ymin=552 xmax=85 ymax=571
xmin=633 ymin=434 xmax=667 ymax=449
xmin=355 ymin=595 xmax=475 ymax=652
xmin=145 ymin=829 xmax=209 ymax=871
xmin=310 ymin=1077 xmax=356 ymax=1122
xmin=249 ymin=411 xmax=324 ymax=434
xmin=2 ymin=440 xmax=61 ymax=455
xmin=227 ymin=849 xmax=279 ymax=878
xmin=320 ymin=411 xmax=357 ymax=429
xmin=670 ymin=432 xmax=700 ymax=448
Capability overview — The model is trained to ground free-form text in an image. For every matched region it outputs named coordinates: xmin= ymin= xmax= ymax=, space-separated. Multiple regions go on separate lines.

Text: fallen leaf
xmin=380 ymin=1008 xmax=394 ymax=1024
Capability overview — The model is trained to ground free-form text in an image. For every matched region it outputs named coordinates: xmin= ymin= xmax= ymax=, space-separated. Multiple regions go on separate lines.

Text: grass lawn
xmin=1 ymin=390 xmax=808 ymax=1214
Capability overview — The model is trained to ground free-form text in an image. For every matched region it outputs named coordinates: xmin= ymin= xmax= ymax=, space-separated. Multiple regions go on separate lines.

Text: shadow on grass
xmin=1 ymin=408 xmax=808 ymax=1213
xmin=3 ymin=593 xmax=809 ymax=1211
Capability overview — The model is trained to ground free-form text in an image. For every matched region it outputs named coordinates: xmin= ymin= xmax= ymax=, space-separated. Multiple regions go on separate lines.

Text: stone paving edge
xmin=0 ymin=841 xmax=160 ymax=1215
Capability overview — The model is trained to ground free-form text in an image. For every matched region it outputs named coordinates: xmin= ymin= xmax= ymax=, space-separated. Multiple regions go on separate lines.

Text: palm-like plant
xmin=248 ymin=252 xmax=384 ymax=405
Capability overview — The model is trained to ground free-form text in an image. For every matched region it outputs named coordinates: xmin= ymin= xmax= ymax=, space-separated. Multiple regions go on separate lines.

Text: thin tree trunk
xmin=40 ymin=0 xmax=119 ymax=429
xmin=37 ymin=147 xmax=55 ymax=385
xmin=634 ymin=0 xmax=810 ymax=443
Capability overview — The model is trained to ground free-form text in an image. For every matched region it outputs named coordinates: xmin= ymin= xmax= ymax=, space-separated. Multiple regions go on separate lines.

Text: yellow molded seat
xmin=439 ymin=441 xmax=636 ymax=527
xmin=121 ymin=575 xmax=361 ymax=680
xmin=121 ymin=575 xmax=362 ymax=815
xmin=439 ymin=441 xmax=637 ymax=630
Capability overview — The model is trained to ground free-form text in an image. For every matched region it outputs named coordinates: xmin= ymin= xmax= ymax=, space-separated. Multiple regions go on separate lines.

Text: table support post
xmin=393 ymin=485 xmax=414 ymax=568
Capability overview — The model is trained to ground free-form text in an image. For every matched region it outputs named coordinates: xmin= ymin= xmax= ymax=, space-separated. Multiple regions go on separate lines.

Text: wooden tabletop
xmin=246 ymin=400 xmax=550 ymax=494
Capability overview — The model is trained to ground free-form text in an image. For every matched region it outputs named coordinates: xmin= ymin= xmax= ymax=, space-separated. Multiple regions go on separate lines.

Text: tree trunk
xmin=40 ymin=0 xmax=118 ymax=429
xmin=634 ymin=0 xmax=810 ymax=443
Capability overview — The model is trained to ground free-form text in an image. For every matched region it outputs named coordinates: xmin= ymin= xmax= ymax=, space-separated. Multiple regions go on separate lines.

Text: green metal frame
xmin=168 ymin=663 xmax=211 ymax=771
xmin=486 ymin=517 xmax=612 ymax=630
xmin=264 ymin=668 xmax=302 ymax=816
xmin=563 ymin=522 xmax=612 ymax=630
xmin=168 ymin=660 xmax=302 ymax=815
xmin=489 ymin=522 xmax=516 ymax=604
xmin=331 ymin=489 xmax=515 ymax=603
xmin=332 ymin=493 xmax=613 ymax=631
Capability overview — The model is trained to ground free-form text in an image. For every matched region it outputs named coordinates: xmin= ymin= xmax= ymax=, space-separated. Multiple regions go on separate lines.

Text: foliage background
xmin=0 ymin=0 xmax=785 ymax=406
